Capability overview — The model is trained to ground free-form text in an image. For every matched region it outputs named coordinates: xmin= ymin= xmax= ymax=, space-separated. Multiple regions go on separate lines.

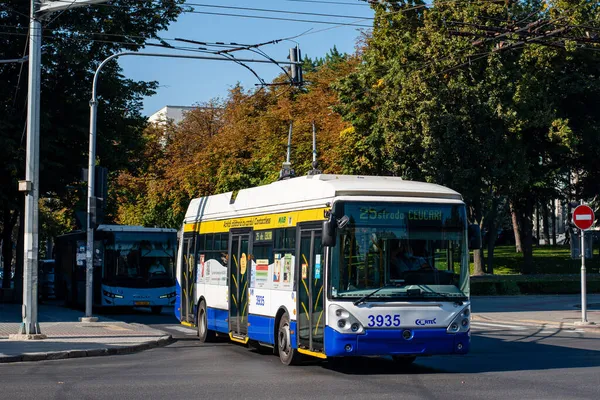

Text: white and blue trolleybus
xmin=176 ymin=174 xmax=480 ymax=365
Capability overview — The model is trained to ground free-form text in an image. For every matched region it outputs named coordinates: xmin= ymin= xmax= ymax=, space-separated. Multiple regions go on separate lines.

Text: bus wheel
xmin=151 ymin=306 xmax=163 ymax=315
xmin=392 ymin=355 xmax=416 ymax=365
xmin=197 ymin=301 xmax=216 ymax=343
xmin=277 ymin=312 xmax=301 ymax=365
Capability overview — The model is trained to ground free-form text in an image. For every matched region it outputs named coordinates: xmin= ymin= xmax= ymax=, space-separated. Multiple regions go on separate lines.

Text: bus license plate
xmin=135 ymin=301 xmax=150 ymax=306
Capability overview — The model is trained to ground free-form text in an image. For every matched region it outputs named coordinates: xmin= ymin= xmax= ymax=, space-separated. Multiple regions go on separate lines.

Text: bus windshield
xmin=330 ymin=201 xmax=469 ymax=301
xmin=103 ymin=232 xmax=176 ymax=288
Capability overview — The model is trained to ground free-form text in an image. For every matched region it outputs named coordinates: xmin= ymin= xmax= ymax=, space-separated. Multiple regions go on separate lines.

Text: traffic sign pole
xmin=573 ymin=202 xmax=595 ymax=326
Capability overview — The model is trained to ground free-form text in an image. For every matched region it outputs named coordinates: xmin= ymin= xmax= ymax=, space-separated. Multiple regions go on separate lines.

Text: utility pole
xmin=11 ymin=0 xmax=110 ymax=339
xmin=14 ymin=0 xmax=44 ymax=338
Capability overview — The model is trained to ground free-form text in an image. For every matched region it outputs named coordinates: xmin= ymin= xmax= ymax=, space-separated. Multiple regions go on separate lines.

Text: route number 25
xmin=367 ymin=314 xmax=401 ymax=327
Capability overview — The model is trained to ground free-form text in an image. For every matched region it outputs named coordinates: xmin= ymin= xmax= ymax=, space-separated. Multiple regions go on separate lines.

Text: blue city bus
xmin=55 ymin=225 xmax=177 ymax=313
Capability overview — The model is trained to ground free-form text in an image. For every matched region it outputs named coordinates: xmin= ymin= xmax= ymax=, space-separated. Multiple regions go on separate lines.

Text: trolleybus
xmin=56 ymin=225 xmax=177 ymax=313
xmin=176 ymin=174 xmax=480 ymax=364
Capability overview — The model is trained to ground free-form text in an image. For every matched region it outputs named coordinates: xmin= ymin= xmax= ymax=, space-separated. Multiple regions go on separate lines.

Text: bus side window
xmin=206 ymin=234 xmax=214 ymax=251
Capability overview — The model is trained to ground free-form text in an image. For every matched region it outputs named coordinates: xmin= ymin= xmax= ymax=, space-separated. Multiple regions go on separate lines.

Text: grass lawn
xmin=470 ymin=244 xmax=600 ymax=275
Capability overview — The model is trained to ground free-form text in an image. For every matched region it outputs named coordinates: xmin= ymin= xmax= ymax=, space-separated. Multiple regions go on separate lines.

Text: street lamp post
xmin=83 ymin=51 xmax=300 ymax=320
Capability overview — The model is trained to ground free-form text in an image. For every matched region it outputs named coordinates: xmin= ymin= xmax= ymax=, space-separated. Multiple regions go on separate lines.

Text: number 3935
xmin=367 ymin=314 xmax=401 ymax=327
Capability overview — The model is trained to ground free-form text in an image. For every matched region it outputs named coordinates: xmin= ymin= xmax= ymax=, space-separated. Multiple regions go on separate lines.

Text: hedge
xmin=470 ymin=274 xmax=600 ymax=295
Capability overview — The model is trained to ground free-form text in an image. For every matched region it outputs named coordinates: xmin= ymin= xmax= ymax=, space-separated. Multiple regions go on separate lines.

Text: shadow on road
xmin=318 ymin=334 xmax=600 ymax=375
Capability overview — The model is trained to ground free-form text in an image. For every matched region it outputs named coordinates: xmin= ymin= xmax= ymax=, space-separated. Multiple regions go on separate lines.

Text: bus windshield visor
xmin=103 ymin=232 xmax=176 ymax=287
xmin=330 ymin=202 xmax=469 ymax=301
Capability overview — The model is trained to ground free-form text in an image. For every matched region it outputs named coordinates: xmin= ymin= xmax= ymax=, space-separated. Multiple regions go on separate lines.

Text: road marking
xmin=471 ymin=322 xmax=528 ymax=330
xmin=472 ymin=322 xmax=586 ymax=334
xmin=165 ymin=325 xmax=197 ymax=335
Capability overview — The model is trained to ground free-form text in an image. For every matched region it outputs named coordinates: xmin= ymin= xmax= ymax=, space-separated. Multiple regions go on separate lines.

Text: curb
xmin=0 ymin=335 xmax=174 ymax=364
xmin=472 ymin=314 xmax=600 ymax=333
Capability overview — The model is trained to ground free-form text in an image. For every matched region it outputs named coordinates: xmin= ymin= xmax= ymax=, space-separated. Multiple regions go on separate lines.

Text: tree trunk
xmin=510 ymin=201 xmax=522 ymax=253
xmin=484 ymin=197 xmax=500 ymax=274
xmin=472 ymin=248 xmax=485 ymax=276
xmin=1 ymin=207 xmax=18 ymax=289
xmin=535 ymin=203 xmax=540 ymax=246
xmin=542 ymin=201 xmax=550 ymax=245
xmin=519 ymin=197 xmax=535 ymax=274
xmin=551 ymin=199 xmax=557 ymax=246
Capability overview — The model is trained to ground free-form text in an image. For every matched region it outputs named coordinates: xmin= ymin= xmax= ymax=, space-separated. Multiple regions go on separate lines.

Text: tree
xmin=0 ymin=0 xmax=185 ymax=289
xmin=112 ymin=49 xmax=357 ymax=226
xmin=334 ymin=0 xmax=600 ymax=274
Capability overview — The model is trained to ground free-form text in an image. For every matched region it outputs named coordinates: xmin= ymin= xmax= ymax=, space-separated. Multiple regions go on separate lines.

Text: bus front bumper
xmin=324 ymin=326 xmax=470 ymax=357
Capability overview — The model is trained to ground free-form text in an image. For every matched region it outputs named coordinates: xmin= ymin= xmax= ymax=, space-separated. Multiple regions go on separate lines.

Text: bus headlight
xmin=159 ymin=292 xmax=176 ymax=299
xmin=103 ymin=290 xmax=123 ymax=299
xmin=329 ymin=305 xmax=364 ymax=334
xmin=446 ymin=306 xmax=470 ymax=334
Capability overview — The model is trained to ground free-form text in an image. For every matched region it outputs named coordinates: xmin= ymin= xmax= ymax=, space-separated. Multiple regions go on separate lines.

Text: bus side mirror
xmin=468 ymin=224 xmax=481 ymax=250
xmin=323 ymin=216 xmax=336 ymax=247
xmin=322 ymin=215 xmax=348 ymax=247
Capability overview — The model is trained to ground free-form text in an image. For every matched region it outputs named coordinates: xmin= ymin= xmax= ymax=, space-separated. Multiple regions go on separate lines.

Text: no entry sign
xmin=573 ymin=205 xmax=595 ymax=231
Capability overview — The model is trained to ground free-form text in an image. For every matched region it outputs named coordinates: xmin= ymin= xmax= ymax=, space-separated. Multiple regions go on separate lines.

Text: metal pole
xmin=19 ymin=0 xmax=43 ymax=336
xmin=83 ymin=98 xmax=98 ymax=321
xmin=286 ymin=121 xmax=293 ymax=164
xmin=581 ymin=226 xmax=587 ymax=323
xmin=0 ymin=56 xmax=28 ymax=64
xmin=312 ymin=121 xmax=317 ymax=164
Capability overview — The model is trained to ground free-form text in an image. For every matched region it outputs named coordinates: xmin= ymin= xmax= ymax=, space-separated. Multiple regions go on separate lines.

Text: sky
xmin=117 ymin=0 xmax=375 ymax=116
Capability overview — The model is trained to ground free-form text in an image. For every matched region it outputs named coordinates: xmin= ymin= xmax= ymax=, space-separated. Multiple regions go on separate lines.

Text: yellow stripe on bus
xmin=301 ymin=302 xmax=310 ymax=321
xmin=229 ymin=333 xmax=249 ymax=344
xmin=314 ymin=285 xmax=323 ymax=310
xmin=297 ymin=348 xmax=327 ymax=359
xmin=183 ymin=207 xmax=328 ymax=234
xmin=314 ymin=311 xmax=324 ymax=335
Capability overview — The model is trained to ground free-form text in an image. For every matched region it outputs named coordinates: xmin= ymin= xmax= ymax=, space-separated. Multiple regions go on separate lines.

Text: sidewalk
xmin=472 ymin=294 xmax=600 ymax=333
xmin=0 ymin=303 xmax=172 ymax=363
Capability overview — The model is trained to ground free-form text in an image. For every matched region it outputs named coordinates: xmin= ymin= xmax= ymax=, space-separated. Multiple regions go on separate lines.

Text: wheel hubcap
xmin=199 ymin=310 xmax=206 ymax=336
xmin=279 ymin=323 xmax=290 ymax=355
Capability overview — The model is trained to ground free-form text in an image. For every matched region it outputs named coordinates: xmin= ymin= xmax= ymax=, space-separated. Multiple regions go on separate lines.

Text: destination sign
xmin=344 ymin=202 xmax=464 ymax=228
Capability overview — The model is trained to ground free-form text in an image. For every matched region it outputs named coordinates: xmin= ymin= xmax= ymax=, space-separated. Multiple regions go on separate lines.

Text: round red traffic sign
xmin=573 ymin=205 xmax=595 ymax=231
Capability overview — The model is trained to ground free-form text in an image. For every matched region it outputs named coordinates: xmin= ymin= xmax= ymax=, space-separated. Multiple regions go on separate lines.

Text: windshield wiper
xmin=353 ymin=283 xmax=401 ymax=306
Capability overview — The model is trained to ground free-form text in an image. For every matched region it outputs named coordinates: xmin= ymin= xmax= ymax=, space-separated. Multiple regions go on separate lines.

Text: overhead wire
xmin=93 ymin=5 xmax=374 ymax=27
xmin=176 ymin=2 xmax=373 ymax=20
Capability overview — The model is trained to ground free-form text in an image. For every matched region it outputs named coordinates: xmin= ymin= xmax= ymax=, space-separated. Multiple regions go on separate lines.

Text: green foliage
xmin=112 ymin=53 xmax=357 ymax=227
xmin=470 ymin=245 xmax=600 ymax=275
xmin=0 ymin=1 xmax=185 ymax=246
xmin=335 ymin=0 xmax=600 ymax=273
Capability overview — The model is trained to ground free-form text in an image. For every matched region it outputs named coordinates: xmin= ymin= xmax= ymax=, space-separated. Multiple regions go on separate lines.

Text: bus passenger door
xmin=297 ymin=224 xmax=324 ymax=354
xmin=228 ymin=229 xmax=251 ymax=339
xmin=182 ymin=234 xmax=196 ymax=324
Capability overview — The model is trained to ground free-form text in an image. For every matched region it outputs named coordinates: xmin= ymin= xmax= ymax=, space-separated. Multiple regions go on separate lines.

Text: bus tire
xmin=277 ymin=312 xmax=301 ymax=365
xmin=197 ymin=301 xmax=216 ymax=343
xmin=151 ymin=306 xmax=163 ymax=315
xmin=392 ymin=355 xmax=416 ymax=365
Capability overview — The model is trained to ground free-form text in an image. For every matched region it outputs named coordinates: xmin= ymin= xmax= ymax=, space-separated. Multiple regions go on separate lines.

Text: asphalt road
xmin=1 ymin=307 xmax=599 ymax=400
